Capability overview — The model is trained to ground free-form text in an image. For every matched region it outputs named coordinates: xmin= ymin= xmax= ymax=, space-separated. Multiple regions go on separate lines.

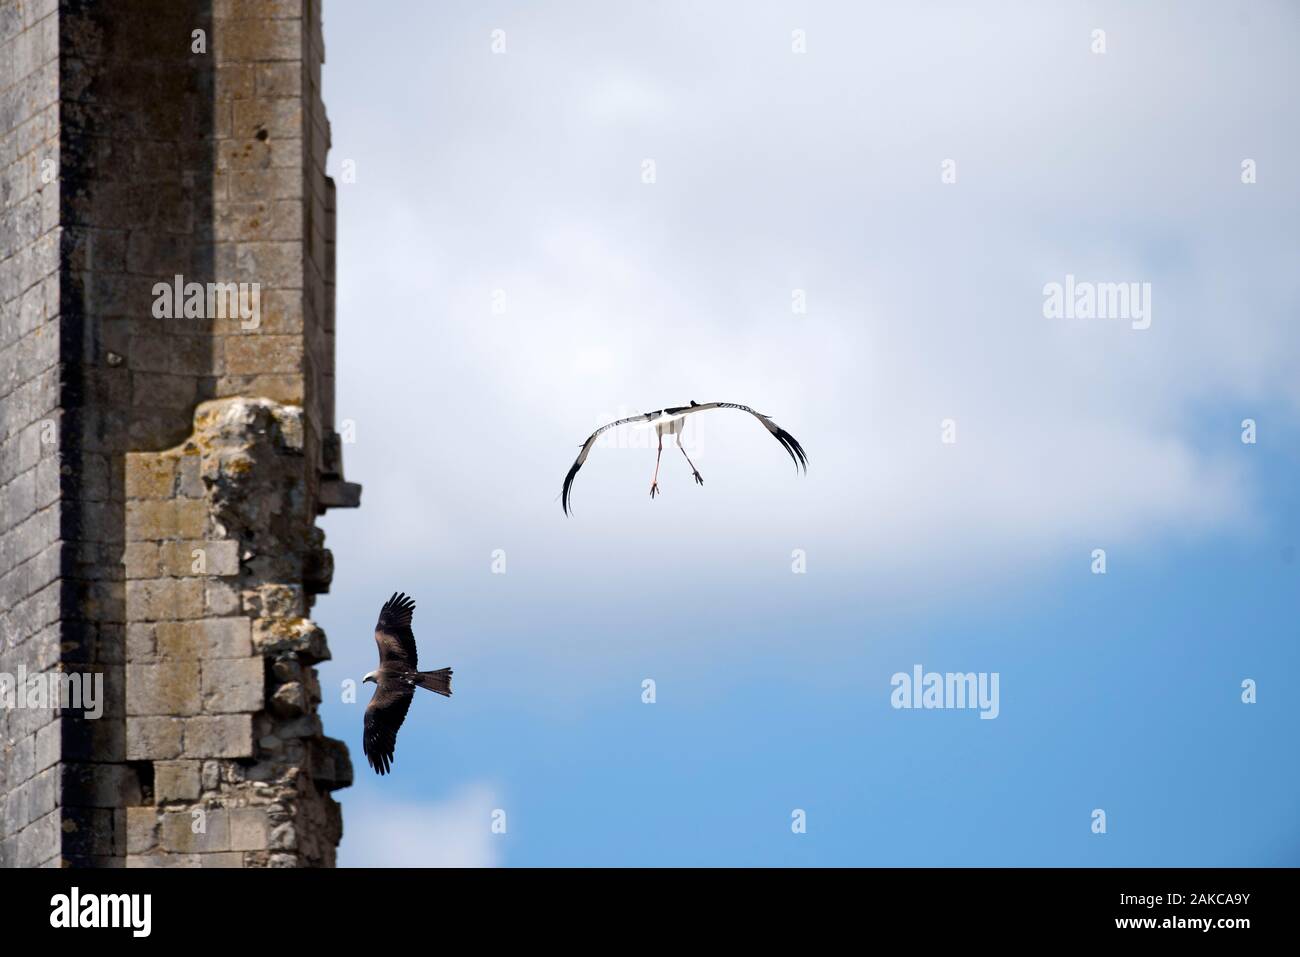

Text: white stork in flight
xmin=561 ymin=401 xmax=807 ymax=515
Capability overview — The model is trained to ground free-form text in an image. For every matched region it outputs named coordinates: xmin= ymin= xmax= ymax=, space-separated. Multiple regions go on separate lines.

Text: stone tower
xmin=0 ymin=0 xmax=358 ymax=866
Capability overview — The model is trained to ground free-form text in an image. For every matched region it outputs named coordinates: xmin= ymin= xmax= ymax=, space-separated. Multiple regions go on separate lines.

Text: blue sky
xmin=310 ymin=1 xmax=1299 ymax=865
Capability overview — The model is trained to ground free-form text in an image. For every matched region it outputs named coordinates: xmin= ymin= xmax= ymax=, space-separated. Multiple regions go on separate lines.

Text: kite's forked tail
xmin=414 ymin=667 xmax=453 ymax=696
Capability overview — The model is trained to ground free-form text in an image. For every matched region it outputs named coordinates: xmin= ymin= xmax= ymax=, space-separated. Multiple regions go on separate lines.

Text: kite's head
xmin=362 ymin=670 xmax=378 ymax=685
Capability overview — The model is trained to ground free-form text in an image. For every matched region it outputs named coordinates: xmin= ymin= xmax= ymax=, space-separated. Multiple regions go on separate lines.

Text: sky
xmin=310 ymin=0 xmax=1300 ymax=866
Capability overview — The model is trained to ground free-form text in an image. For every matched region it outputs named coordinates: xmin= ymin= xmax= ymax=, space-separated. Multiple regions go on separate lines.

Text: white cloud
xmin=583 ymin=73 xmax=672 ymax=125
xmin=320 ymin=0 xmax=1300 ymax=606
xmin=340 ymin=784 xmax=503 ymax=868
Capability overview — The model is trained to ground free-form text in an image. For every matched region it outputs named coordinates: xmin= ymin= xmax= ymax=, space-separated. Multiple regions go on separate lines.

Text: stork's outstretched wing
xmin=561 ymin=411 xmax=656 ymax=515
xmin=374 ymin=591 xmax=418 ymax=669
xmin=560 ymin=402 xmax=807 ymax=515
xmin=688 ymin=402 xmax=808 ymax=473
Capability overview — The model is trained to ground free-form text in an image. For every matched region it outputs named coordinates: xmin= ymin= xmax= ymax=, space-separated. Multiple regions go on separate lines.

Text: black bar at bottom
xmin=0 ymin=866 xmax=1282 ymax=942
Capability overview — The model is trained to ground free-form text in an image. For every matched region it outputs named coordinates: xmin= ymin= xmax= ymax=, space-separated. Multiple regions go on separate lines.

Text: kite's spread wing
xmin=374 ymin=591 xmax=418 ymax=669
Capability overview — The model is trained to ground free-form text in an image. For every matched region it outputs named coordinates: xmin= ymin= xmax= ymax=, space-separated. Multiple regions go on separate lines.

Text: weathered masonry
xmin=0 ymin=0 xmax=358 ymax=866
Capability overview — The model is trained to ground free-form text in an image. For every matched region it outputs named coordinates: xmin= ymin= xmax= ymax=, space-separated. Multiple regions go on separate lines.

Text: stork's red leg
xmin=677 ymin=436 xmax=703 ymax=485
xmin=650 ymin=435 xmax=662 ymax=499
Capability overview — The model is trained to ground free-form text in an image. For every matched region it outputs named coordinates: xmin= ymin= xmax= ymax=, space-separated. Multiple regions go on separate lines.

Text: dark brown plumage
xmin=363 ymin=592 xmax=452 ymax=775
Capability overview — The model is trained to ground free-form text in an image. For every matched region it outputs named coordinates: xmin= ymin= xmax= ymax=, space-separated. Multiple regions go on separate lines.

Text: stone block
xmin=155 ymin=761 xmax=202 ymax=802
xmin=200 ymin=851 xmax=245 ymax=867
xmin=177 ymin=453 xmax=204 ymax=498
xmin=27 ymin=766 xmax=57 ymax=820
xmin=215 ymin=18 xmax=301 ymax=62
xmin=224 ymin=332 xmax=302 ymax=374
xmin=199 ymin=617 xmax=252 ymax=658
xmin=126 ymin=662 xmax=200 ymax=716
xmin=125 ymin=501 xmax=176 ymax=541
xmin=201 ymin=657 xmax=264 ymax=712
xmin=126 ymin=852 xmax=201 ymax=868
xmin=228 ymin=806 xmax=269 ymax=851
xmin=125 ymin=578 xmax=204 ymax=621
xmin=160 ymin=539 xmax=238 ymax=577
xmin=125 ymin=623 xmax=156 ymax=661
xmin=124 ymin=455 xmax=176 ymax=500
xmin=158 ymin=618 xmax=253 ymax=659
xmin=122 ymin=542 xmax=160 ymax=578
xmin=174 ymin=499 xmax=207 ymax=539
xmin=126 ymin=716 xmax=183 ymax=760
xmin=256 ymin=61 xmax=301 ymax=97
xmin=242 ymin=583 xmax=303 ymax=618
xmin=154 ymin=621 xmax=201 ymax=659
xmin=182 ymin=715 xmax=254 ymax=758
xmin=33 ymin=720 xmax=58 ymax=771
xmin=252 ymin=616 xmax=327 ymax=661
xmin=126 ymin=806 xmax=158 ymax=853
xmin=205 ymin=580 xmax=241 ymax=616
xmin=161 ymin=808 xmax=231 ymax=853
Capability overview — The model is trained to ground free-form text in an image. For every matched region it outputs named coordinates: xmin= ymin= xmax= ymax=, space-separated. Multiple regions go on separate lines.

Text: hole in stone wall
xmin=127 ymin=761 xmax=155 ymax=806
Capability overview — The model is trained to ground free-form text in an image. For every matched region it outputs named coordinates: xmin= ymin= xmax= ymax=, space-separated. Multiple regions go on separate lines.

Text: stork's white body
xmin=641 ymin=412 xmax=687 ymax=437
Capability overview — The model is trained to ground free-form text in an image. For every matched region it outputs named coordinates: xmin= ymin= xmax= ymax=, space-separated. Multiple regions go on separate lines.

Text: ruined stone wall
xmin=0 ymin=0 xmax=63 ymax=869
xmin=0 ymin=0 xmax=356 ymax=867
xmin=122 ymin=396 xmax=348 ymax=866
